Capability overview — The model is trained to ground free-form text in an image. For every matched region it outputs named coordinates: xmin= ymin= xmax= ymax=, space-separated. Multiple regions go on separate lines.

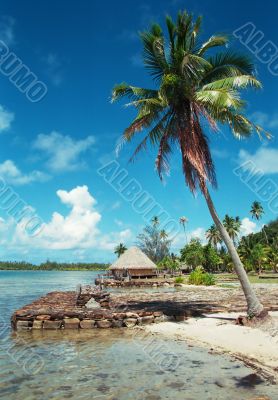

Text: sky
xmin=0 ymin=0 xmax=277 ymax=263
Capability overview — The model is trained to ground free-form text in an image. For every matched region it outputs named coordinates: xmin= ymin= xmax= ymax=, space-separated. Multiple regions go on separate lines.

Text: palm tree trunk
xmin=203 ymin=186 xmax=266 ymax=318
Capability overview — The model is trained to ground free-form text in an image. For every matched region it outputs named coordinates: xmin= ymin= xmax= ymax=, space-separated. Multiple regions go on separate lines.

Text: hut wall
xmin=128 ymin=269 xmax=156 ymax=277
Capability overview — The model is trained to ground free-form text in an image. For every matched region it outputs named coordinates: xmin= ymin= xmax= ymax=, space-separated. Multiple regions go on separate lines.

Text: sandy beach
xmin=144 ymin=312 xmax=278 ymax=383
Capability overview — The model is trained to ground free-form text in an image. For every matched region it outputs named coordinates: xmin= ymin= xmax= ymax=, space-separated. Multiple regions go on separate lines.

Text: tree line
xmin=0 ymin=261 xmax=109 ymax=271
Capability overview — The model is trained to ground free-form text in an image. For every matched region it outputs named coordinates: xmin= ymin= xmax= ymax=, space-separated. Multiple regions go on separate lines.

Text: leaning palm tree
xmin=223 ymin=215 xmax=241 ymax=244
xmin=250 ymin=201 xmax=268 ymax=244
xmin=112 ymin=11 xmax=269 ymax=317
xmin=114 ymin=243 xmax=127 ymax=258
xmin=206 ymin=224 xmax=222 ymax=249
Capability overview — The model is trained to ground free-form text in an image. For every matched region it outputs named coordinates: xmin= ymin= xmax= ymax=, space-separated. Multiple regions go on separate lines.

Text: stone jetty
xmin=11 ymin=285 xmax=164 ymax=331
xmin=95 ymin=278 xmax=174 ymax=288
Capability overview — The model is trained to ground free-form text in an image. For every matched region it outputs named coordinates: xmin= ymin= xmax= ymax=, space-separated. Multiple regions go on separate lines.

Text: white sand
xmin=144 ymin=312 xmax=278 ymax=382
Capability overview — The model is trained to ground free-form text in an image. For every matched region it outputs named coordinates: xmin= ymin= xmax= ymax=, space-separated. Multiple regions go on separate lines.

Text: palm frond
xmin=197 ymin=35 xmax=229 ymax=55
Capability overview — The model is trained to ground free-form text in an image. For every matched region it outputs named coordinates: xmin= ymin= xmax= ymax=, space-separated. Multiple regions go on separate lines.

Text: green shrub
xmin=188 ymin=266 xmax=215 ymax=286
xmin=175 ymin=276 xmax=185 ymax=284
xmin=202 ymin=273 xmax=216 ymax=286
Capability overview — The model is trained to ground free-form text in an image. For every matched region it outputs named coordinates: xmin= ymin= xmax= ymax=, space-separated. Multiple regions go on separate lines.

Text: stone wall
xmin=13 ymin=310 xmax=164 ymax=331
xmin=95 ymin=279 xmax=174 ymax=288
xmin=11 ymin=288 xmax=165 ymax=331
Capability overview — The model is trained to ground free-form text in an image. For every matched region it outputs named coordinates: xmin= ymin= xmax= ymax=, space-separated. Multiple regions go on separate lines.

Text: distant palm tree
xmin=250 ymin=201 xmax=268 ymax=243
xmin=206 ymin=224 xmax=222 ymax=248
xmin=179 ymin=216 xmax=188 ymax=243
xmin=114 ymin=243 xmax=127 ymax=258
xmin=112 ymin=11 xmax=269 ymax=317
xmin=160 ymin=229 xmax=168 ymax=240
xmin=250 ymin=201 xmax=264 ymax=220
xmin=223 ymin=215 xmax=241 ymax=244
xmin=151 ymin=216 xmax=160 ymax=227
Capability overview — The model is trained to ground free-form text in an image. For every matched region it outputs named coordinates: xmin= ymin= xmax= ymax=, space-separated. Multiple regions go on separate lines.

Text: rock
xmin=175 ymin=315 xmax=186 ymax=322
xmin=32 ymin=320 xmax=43 ymax=329
xmin=124 ymin=318 xmax=138 ymax=328
xmin=111 ymin=319 xmax=123 ymax=328
xmin=43 ymin=320 xmax=62 ymax=330
xmin=96 ymin=319 xmax=112 ymax=328
xmin=154 ymin=316 xmax=164 ymax=323
xmin=163 ymin=283 xmax=170 ymax=287
xmin=16 ymin=320 xmax=31 ymax=330
xmin=63 ymin=318 xmax=80 ymax=329
xmin=126 ymin=312 xmax=139 ymax=318
xmin=153 ymin=311 xmax=163 ymax=317
xmin=80 ymin=319 xmax=96 ymax=329
xmin=36 ymin=315 xmax=51 ymax=321
xmin=99 ymin=301 xmax=109 ymax=308
xmin=141 ymin=316 xmax=154 ymax=325
xmin=85 ymin=298 xmax=101 ymax=309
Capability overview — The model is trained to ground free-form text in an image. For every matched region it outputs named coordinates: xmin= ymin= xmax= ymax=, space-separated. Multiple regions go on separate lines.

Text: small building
xmin=109 ymin=246 xmax=157 ymax=279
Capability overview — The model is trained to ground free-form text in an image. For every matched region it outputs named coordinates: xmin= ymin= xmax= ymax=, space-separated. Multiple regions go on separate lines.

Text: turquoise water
xmin=0 ymin=271 xmax=276 ymax=400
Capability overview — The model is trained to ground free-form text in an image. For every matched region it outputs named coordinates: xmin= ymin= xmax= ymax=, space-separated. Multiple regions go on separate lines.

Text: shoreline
xmin=143 ymin=312 xmax=278 ymax=384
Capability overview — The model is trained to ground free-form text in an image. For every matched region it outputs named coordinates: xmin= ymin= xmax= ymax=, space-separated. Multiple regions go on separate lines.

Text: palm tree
xmin=206 ymin=224 xmax=222 ymax=248
xmin=250 ymin=201 xmax=264 ymax=220
xmin=179 ymin=216 xmax=188 ymax=243
xmin=114 ymin=243 xmax=127 ymax=258
xmin=151 ymin=216 xmax=160 ymax=227
xmin=160 ymin=229 xmax=168 ymax=240
xmin=223 ymin=215 xmax=241 ymax=244
xmin=250 ymin=201 xmax=268 ymax=243
xmin=112 ymin=11 xmax=269 ymax=317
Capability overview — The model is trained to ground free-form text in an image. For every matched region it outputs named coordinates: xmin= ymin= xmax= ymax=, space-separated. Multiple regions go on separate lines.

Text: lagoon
xmin=0 ymin=271 xmax=276 ymax=399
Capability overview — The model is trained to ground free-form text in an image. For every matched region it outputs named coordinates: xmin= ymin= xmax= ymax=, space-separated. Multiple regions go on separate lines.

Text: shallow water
xmin=0 ymin=271 xmax=276 ymax=399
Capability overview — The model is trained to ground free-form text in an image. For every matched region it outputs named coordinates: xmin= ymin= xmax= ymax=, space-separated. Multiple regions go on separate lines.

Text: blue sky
xmin=0 ymin=0 xmax=277 ymax=263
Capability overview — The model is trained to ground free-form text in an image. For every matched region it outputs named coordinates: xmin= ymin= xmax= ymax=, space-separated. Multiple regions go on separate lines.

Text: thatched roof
xmin=109 ymin=246 xmax=157 ymax=270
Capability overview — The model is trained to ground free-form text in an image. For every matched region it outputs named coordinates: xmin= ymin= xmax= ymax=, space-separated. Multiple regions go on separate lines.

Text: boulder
xmin=175 ymin=315 xmax=186 ymax=322
xmin=126 ymin=312 xmax=139 ymax=319
xmin=153 ymin=311 xmax=163 ymax=317
xmin=32 ymin=320 xmax=43 ymax=329
xmin=111 ymin=319 xmax=123 ymax=328
xmin=154 ymin=316 xmax=164 ymax=323
xmin=16 ymin=320 xmax=31 ymax=330
xmin=36 ymin=315 xmax=51 ymax=321
xmin=85 ymin=298 xmax=101 ymax=309
xmin=43 ymin=320 xmax=62 ymax=330
xmin=124 ymin=318 xmax=138 ymax=328
xmin=96 ymin=320 xmax=112 ymax=328
xmin=80 ymin=319 xmax=96 ymax=329
xmin=141 ymin=316 xmax=154 ymax=325
xmin=63 ymin=318 xmax=80 ymax=329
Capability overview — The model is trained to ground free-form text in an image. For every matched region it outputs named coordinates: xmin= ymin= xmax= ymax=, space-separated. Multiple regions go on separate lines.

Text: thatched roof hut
xmin=109 ymin=246 xmax=157 ymax=278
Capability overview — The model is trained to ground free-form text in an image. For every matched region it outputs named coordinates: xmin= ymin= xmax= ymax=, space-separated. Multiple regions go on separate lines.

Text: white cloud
xmin=240 ymin=217 xmax=260 ymax=236
xmin=172 ymin=227 xmax=207 ymax=250
xmin=6 ymin=185 xmax=132 ymax=252
xmin=0 ymin=16 xmax=15 ymax=46
xmin=0 ymin=105 xmax=14 ymax=132
xmin=33 ymin=131 xmax=95 ymax=172
xmin=0 ymin=160 xmax=50 ymax=185
xmin=238 ymin=147 xmax=278 ymax=174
